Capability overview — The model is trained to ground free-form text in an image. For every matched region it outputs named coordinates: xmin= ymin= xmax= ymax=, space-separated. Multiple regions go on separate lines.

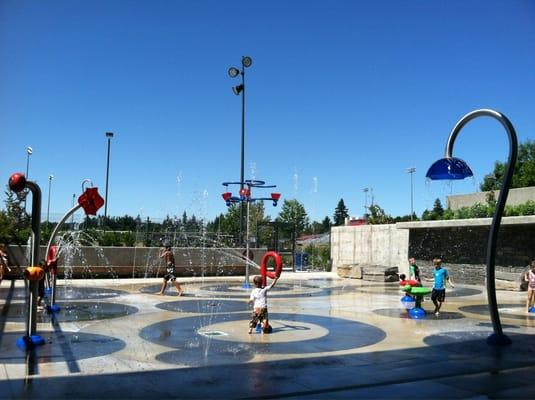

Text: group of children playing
xmin=155 ymin=244 xmax=279 ymax=333
xmin=400 ymin=257 xmax=454 ymax=316
xmin=4 ymin=242 xmax=535 ymax=327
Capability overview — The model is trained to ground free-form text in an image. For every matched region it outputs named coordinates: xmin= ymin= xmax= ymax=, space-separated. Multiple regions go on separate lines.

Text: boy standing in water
xmin=248 ymin=275 xmax=279 ymax=334
xmin=157 ymin=246 xmax=183 ymax=296
xmin=408 ymin=257 xmax=421 ymax=282
xmin=431 ymin=258 xmax=454 ymax=316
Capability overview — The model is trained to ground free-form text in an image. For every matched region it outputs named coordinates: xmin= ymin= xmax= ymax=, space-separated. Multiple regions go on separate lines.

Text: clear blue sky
xmin=1 ymin=0 xmax=534 ymax=223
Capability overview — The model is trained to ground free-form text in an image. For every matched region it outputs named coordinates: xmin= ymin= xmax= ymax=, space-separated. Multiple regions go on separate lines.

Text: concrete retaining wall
xmin=4 ymin=245 xmax=266 ymax=279
xmin=331 ymin=224 xmax=409 ymax=279
xmin=331 ymin=216 xmax=535 ymax=289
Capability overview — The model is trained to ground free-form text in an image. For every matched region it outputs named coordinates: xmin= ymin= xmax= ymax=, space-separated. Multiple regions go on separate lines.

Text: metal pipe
xmin=46 ymin=203 xmax=83 ymax=306
xmin=245 ymin=200 xmax=250 ymax=287
xmin=240 ymin=69 xmax=246 ymax=246
xmin=444 ymin=109 xmax=517 ymax=344
xmin=24 ymin=181 xmax=41 ymax=338
xmin=104 ymin=132 xmax=113 ymax=219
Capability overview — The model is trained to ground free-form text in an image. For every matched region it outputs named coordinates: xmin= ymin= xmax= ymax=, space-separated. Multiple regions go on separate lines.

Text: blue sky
xmin=1 ymin=0 xmax=534 ymax=223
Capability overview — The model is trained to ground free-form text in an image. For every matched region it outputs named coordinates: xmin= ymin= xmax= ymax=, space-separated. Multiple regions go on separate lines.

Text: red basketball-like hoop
xmin=260 ymin=251 xmax=282 ymax=287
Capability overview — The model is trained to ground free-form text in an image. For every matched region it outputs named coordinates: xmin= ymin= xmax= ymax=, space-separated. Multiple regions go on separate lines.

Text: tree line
xmin=2 ymin=140 xmax=534 ymax=246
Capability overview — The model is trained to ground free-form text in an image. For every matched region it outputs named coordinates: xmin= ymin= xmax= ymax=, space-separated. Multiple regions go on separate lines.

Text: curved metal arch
xmin=444 ymin=109 xmax=517 ymax=345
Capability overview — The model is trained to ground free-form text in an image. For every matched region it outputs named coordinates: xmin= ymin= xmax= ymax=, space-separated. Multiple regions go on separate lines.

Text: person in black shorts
xmin=430 ymin=258 xmax=454 ymax=316
xmin=157 ymin=246 xmax=183 ymax=295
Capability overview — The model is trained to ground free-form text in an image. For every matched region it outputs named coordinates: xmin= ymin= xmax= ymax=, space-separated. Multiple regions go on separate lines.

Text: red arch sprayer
xmin=260 ymin=251 xmax=283 ymax=287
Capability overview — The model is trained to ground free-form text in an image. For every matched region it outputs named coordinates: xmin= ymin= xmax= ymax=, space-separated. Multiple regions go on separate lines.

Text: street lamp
xmin=406 ymin=167 xmax=416 ymax=220
xmin=228 ymin=56 xmax=253 ymax=245
xmin=71 ymin=193 xmax=76 ymax=226
xmin=426 ymin=109 xmax=517 ymax=346
xmin=46 ymin=174 xmax=54 ymax=226
xmin=23 ymin=146 xmax=33 ymax=212
xmin=362 ymin=188 xmax=369 ymax=217
xmin=104 ymin=132 xmax=114 ymax=220
xmin=26 ymin=146 xmax=33 ymax=178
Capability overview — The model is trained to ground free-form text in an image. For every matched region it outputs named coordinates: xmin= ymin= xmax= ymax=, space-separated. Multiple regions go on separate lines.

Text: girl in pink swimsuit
xmin=524 ymin=260 xmax=535 ymax=313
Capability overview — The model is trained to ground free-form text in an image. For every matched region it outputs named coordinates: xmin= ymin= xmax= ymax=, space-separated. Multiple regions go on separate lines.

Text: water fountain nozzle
xmin=9 ymin=172 xmax=27 ymax=192
xmin=78 ymin=187 xmax=105 ymax=216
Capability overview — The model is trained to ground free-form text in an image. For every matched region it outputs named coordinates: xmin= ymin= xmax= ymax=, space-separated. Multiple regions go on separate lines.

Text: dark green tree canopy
xmin=481 ymin=139 xmax=535 ymax=191
xmin=333 ymin=198 xmax=349 ymax=226
xmin=276 ymin=199 xmax=309 ymax=236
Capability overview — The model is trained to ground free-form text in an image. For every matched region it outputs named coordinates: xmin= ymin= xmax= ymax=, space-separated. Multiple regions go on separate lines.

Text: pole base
xmin=47 ymin=304 xmax=61 ymax=313
xmin=408 ymin=307 xmax=426 ymax=319
xmin=487 ymin=333 xmax=512 ymax=346
xmin=16 ymin=335 xmax=45 ymax=350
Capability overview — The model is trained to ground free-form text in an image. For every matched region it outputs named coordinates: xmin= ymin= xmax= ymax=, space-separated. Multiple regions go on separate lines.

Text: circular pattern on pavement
xmin=0 ymin=301 xmax=138 ymax=323
xmin=0 ymin=331 xmax=125 ymax=364
xmin=0 ymin=286 xmax=126 ymax=300
xmin=139 ymin=312 xmax=386 ymax=366
xmin=140 ymin=283 xmax=350 ymax=299
xmin=459 ymin=303 xmax=535 ymax=321
xmin=373 ymin=308 xmax=465 ymax=320
xmin=156 ymin=299 xmax=249 ymax=314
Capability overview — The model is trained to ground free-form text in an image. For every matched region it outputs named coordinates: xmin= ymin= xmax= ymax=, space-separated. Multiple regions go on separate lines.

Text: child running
xmin=248 ymin=275 xmax=279 ymax=334
xmin=157 ymin=245 xmax=183 ymax=296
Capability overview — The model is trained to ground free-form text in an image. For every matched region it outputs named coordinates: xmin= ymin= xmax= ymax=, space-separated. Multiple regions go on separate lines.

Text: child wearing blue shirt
xmin=431 ymin=258 xmax=454 ymax=316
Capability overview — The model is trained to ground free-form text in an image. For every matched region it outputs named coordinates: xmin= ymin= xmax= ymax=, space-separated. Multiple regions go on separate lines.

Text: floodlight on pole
xmin=104 ymin=132 xmax=114 ymax=220
xmin=406 ymin=167 xmax=416 ymax=220
xmin=46 ymin=174 xmax=54 ymax=225
xmin=228 ymin=55 xmax=253 ymax=245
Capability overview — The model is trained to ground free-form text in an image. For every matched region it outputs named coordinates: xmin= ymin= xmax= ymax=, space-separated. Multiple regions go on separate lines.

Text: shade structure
xmin=426 ymin=157 xmax=473 ymax=180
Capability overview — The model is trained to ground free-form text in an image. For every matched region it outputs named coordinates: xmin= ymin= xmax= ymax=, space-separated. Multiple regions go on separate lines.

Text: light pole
xmin=46 ymin=174 xmax=54 ymax=226
xmin=24 ymin=146 xmax=33 ymax=212
xmin=71 ymin=193 xmax=76 ymax=226
xmin=406 ymin=167 xmax=416 ymax=220
xmin=25 ymin=146 xmax=33 ymax=178
xmin=104 ymin=132 xmax=114 ymax=220
xmin=426 ymin=109 xmax=517 ymax=346
xmin=362 ymin=188 xmax=369 ymax=217
xmin=228 ymin=56 xmax=253 ymax=245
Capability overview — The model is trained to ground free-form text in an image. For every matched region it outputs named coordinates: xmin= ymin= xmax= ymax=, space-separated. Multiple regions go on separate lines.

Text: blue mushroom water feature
xmin=426 ymin=109 xmax=517 ymax=346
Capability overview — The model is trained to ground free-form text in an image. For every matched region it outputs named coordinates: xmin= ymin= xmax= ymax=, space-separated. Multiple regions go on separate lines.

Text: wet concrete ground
xmin=1 ymin=272 xmax=535 ymax=398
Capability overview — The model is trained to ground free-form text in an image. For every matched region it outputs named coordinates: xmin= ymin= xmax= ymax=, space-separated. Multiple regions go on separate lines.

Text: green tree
xmin=0 ymin=187 xmax=31 ymax=244
xmin=481 ymin=139 xmax=535 ymax=190
xmin=321 ymin=216 xmax=332 ymax=233
xmin=333 ymin=198 xmax=349 ymax=226
xmin=276 ymin=199 xmax=309 ymax=237
xmin=432 ymin=198 xmax=444 ymax=218
xmin=367 ymin=203 xmax=393 ymax=224
xmin=422 ymin=198 xmax=445 ymax=221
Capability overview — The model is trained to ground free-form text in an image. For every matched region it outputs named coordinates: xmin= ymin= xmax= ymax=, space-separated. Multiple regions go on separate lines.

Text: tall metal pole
xmin=24 ymin=147 xmax=32 ymax=212
xmin=46 ymin=174 xmax=54 ymax=225
xmin=104 ymin=132 xmax=114 ymax=220
xmin=71 ymin=193 xmax=76 ymax=226
xmin=406 ymin=167 xmax=416 ymax=220
xmin=244 ymin=199 xmax=251 ymax=287
xmin=25 ymin=150 xmax=31 ymax=178
xmin=363 ymin=188 xmax=369 ymax=216
xmin=239 ymin=68 xmax=246 ymax=246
